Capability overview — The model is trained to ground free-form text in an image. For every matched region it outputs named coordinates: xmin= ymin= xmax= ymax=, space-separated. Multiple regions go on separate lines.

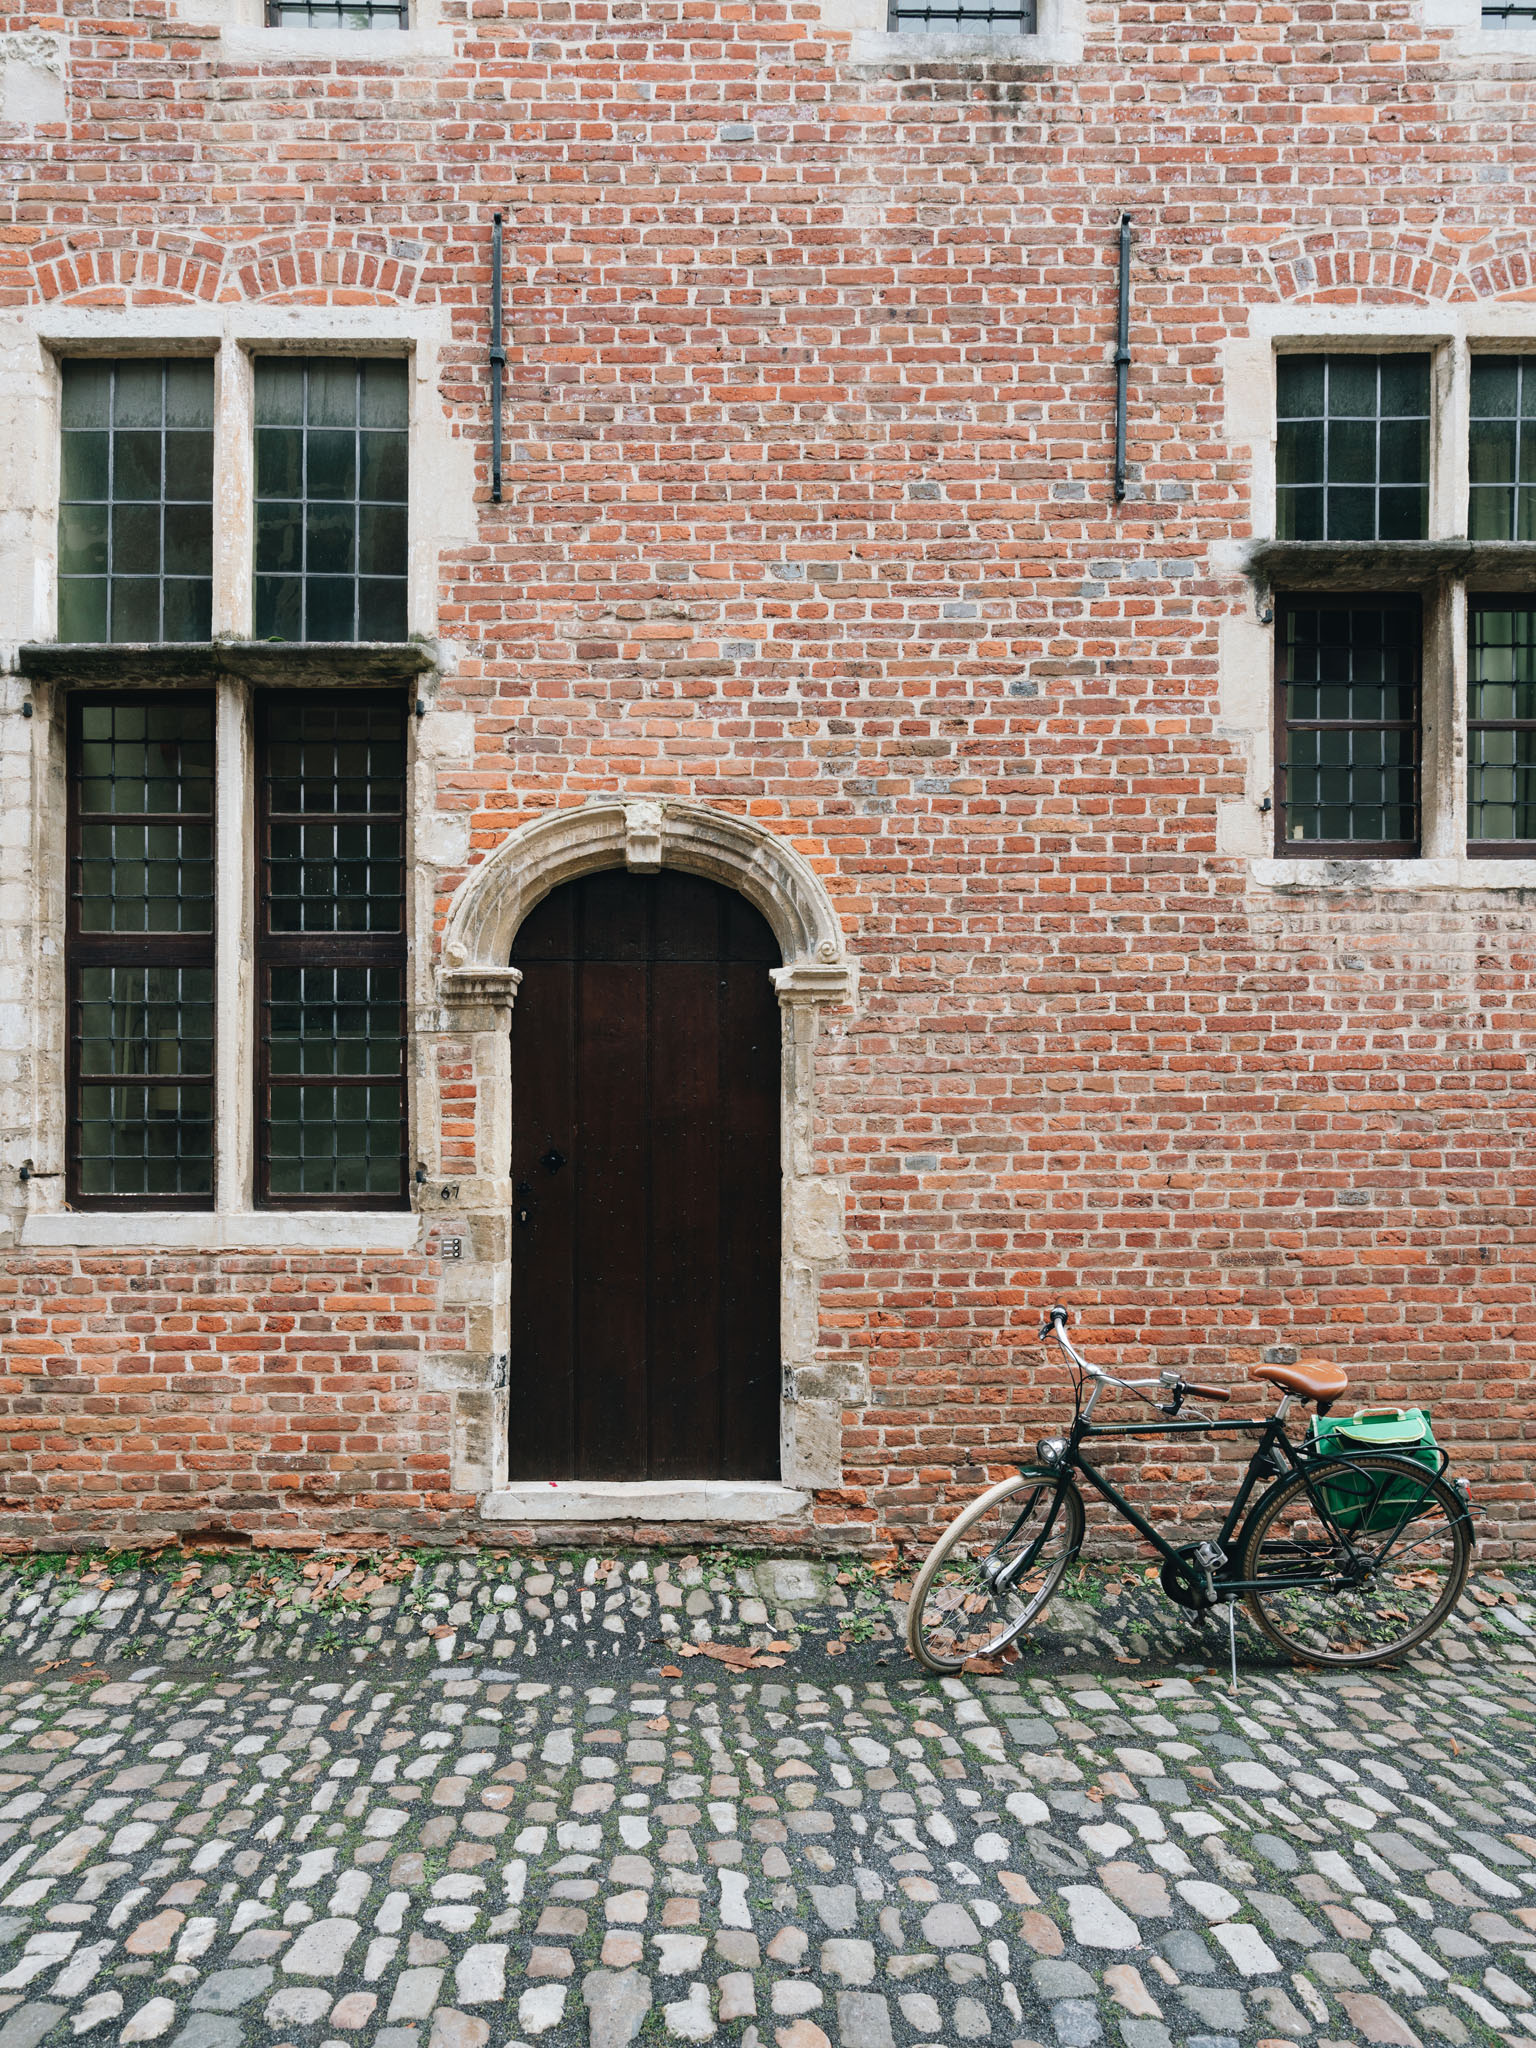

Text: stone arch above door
xmin=440 ymin=797 xmax=855 ymax=1002
xmin=422 ymin=799 xmax=860 ymax=1526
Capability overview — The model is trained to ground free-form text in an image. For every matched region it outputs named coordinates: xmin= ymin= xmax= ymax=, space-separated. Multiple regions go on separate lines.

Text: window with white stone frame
xmin=1235 ymin=333 xmax=1536 ymax=876
xmin=28 ymin=336 xmax=430 ymax=1226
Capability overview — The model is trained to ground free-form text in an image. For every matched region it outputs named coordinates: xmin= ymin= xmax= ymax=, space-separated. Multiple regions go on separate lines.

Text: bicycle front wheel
xmin=906 ymin=1471 xmax=1084 ymax=1676
xmin=1241 ymin=1453 xmax=1472 ymax=1668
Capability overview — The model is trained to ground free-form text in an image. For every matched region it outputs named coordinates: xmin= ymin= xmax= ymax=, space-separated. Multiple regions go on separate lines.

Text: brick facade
xmin=1 ymin=0 xmax=1533 ymax=1556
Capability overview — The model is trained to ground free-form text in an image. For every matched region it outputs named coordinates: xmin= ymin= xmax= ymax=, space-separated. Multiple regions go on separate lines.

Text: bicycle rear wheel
xmin=906 ymin=1471 xmax=1084 ymax=1676
xmin=1241 ymin=1452 xmax=1472 ymax=1668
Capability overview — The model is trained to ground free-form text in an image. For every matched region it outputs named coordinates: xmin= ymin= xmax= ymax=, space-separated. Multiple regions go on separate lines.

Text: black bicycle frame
xmin=1040 ymin=1404 xmax=1391 ymax=1598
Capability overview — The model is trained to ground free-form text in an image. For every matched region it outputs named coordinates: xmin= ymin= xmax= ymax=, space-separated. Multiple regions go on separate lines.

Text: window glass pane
xmin=68 ymin=699 xmax=216 ymax=1204
xmin=72 ymin=699 xmax=214 ymax=934
xmin=1273 ymin=355 xmax=1430 ymax=540
xmin=360 ymin=358 xmax=409 ymax=428
xmin=267 ymin=965 xmax=402 ymax=1076
xmin=255 ymin=359 xmax=305 ymax=426
xmin=1469 ymin=418 xmax=1516 ymax=485
xmin=1279 ymin=601 xmax=1419 ymax=849
xmin=1276 ymin=355 xmax=1324 ymax=419
xmin=59 ymin=361 xmax=214 ymax=644
xmin=75 ymin=1084 xmax=213 ymax=1199
xmin=1464 ymin=357 xmax=1532 ymax=540
xmin=1468 ymin=603 xmax=1536 ymax=844
xmin=359 ymin=578 xmax=409 ymax=641
xmin=265 ymin=1083 xmax=403 ymax=1197
xmin=59 ymin=502 xmax=109 ymax=578
xmin=1275 ymin=419 xmax=1322 ymax=489
xmin=257 ymin=695 xmax=407 ymax=1206
xmin=261 ymin=701 xmax=404 ymax=932
xmin=61 ymin=361 xmax=110 ymax=428
xmin=256 ymin=427 xmax=303 ymax=499
xmin=1471 ymin=356 xmax=1519 ymax=418
xmin=251 ymin=358 xmax=409 ymax=642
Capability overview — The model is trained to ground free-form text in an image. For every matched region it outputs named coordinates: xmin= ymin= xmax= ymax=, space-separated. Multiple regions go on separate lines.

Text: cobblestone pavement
xmin=0 ymin=1556 xmax=1535 ymax=2048
xmin=3 ymin=1548 xmax=1533 ymax=1682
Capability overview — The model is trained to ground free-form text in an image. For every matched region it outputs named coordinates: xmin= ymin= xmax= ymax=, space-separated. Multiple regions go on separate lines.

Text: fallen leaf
xmin=430 ymin=1625 xmax=455 ymax=1639
xmin=962 ymin=1657 xmax=1004 ymax=1675
xmin=826 ymin=1640 xmax=847 ymax=1656
xmin=766 ymin=1640 xmax=793 ymax=1653
xmin=238 ymin=1617 xmax=259 ymax=1632
xmin=645 ymin=1717 xmax=670 ymax=1733
xmin=658 ymin=1666 xmax=682 ymax=1678
xmin=677 ymin=1643 xmax=700 ymax=1658
xmin=696 ymin=1642 xmax=759 ymax=1670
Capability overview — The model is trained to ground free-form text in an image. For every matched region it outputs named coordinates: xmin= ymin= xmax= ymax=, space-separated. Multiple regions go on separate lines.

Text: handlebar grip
xmin=1181 ymin=1382 xmax=1231 ymax=1403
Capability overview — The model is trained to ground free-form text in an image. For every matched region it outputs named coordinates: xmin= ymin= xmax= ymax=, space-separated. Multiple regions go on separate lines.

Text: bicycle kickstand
xmin=1225 ymin=1600 xmax=1239 ymax=1695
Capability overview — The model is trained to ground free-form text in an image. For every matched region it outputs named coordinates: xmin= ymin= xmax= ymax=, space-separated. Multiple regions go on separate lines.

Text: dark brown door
xmin=508 ymin=869 xmax=782 ymax=1480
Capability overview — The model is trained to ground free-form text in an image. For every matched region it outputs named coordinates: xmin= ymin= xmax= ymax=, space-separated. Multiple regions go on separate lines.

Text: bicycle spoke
xmin=907 ymin=1478 xmax=1082 ymax=1674
xmin=1243 ymin=1454 xmax=1471 ymax=1668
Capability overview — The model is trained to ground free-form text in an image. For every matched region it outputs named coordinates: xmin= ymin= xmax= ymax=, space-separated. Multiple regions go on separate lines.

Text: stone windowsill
xmin=21 ymin=1210 xmax=424 ymax=1251
xmin=482 ymin=1481 xmax=811 ymax=1525
xmin=1252 ymin=856 xmax=1536 ymax=891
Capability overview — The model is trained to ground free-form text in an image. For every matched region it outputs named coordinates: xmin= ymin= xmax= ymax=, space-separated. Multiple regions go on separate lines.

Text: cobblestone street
xmin=0 ymin=1555 xmax=1533 ymax=2048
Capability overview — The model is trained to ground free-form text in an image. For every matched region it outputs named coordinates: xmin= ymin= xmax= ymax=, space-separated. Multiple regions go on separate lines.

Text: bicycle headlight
xmin=1036 ymin=1438 xmax=1066 ymax=1470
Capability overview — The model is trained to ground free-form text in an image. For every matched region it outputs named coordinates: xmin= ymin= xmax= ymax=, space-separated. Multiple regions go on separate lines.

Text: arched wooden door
xmin=508 ymin=869 xmax=782 ymax=1480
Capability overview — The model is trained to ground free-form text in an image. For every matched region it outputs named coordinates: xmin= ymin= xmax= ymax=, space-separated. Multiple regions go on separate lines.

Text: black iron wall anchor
xmin=490 ymin=211 xmax=505 ymax=505
xmin=1113 ymin=211 xmax=1132 ymax=504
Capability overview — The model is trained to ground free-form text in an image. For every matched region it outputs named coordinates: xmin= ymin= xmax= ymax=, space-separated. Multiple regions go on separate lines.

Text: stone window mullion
xmin=214 ymin=676 xmax=255 ymax=1212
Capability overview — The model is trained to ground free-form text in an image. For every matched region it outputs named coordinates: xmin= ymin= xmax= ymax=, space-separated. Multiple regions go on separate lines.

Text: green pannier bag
xmin=1307 ymin=1407 xmax=1442 ymax=1535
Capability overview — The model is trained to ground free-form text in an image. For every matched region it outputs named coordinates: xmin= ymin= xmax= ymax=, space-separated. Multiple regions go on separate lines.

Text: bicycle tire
xmin=906 ymin=1470 xmax=1084 ymax=1676
xmin=1241 ymin=1452 xmax=1473 ymax=1669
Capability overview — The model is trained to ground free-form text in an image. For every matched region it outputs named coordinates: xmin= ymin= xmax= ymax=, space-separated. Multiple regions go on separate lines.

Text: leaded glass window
xmin=1467 ymin=356 xmax=1536 ymax=540
xmin=257 ymin=693 xmax=407 ymax=1205
xmin=268 ymin=0 xmax=409 ymax=22
xmin=58 ymin=359 xmax=214 ymax=645
xmin=1275 ymin=354 xmax=1431 ymax=542
xmin=1276 ymin=599 xmax=1420 ymax=854
xmin=68 ymin=697 xmax=215 ymax=1205
xmin=1468 ymin=604 xmax=1536 ymax=849
xmin=254 ymin=357 xmax=409 ymax=643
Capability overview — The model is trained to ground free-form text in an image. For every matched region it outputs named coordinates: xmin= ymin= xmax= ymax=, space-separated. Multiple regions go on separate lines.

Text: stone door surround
xmin=418 ymin=797 xmax=859 ymax=1528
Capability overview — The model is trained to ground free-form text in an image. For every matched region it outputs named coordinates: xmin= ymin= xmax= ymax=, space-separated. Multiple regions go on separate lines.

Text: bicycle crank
xmin=1159 ymin=1542 xmax=1233 ymax=1612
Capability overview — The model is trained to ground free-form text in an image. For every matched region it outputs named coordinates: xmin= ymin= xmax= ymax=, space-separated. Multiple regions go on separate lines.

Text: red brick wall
xmin=2 ymin=0 xmax=1533 ymax=1555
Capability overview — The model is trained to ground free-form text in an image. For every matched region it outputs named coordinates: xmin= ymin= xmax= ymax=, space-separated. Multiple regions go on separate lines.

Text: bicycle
xmin=906 ymin=1306 xmax=1475 ymax=1675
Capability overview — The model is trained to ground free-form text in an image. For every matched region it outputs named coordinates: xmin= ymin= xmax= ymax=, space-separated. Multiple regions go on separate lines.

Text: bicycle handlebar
xmin=1037 ymin=1304 xmax=1233 ymax=1410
